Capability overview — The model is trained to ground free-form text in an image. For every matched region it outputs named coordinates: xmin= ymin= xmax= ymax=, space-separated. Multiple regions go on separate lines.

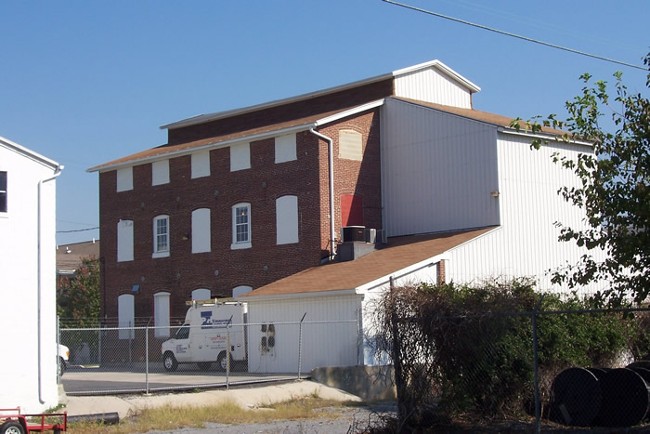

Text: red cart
xmin=0 ymin=408 xmax=66 ymax=434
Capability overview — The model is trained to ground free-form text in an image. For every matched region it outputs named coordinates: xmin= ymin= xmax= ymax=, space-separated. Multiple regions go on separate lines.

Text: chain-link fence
xmin=382 ymin=304 xmax=650 ymax=431
xmin=58 ymin=318 xmax=360 ymax=396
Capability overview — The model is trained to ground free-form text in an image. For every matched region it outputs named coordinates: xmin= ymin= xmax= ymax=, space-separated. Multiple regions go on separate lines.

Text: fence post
xmin=226 ymin=326 xmax=231 ymax=389
xmin=145 ymin=323 xmax=150 ymax=395
xmin=532 ymin=295 xmax=544 ymax=434
xmin=298 ymin=313 xmax=307 ymax=380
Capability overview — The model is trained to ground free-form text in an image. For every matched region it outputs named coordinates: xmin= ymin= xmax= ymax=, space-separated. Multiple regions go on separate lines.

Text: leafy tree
xmin=515 ymin=53 xmax=650 ymax=305
xmin=57 ymin=257 xmax=101 ymax=326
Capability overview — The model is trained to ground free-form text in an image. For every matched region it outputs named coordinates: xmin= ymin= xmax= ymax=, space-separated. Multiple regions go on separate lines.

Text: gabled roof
xmin=0 ymin=135 xmax=61 ymax=170
xmin=241 ymin=226 xmax=495 ymax=299
xmin=161 ymin=59 xmax=480 ymax=131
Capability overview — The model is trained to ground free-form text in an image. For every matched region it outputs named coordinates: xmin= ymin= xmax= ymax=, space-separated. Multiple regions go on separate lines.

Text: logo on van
xmin=201 ymin=311 xmax=231 ymax=329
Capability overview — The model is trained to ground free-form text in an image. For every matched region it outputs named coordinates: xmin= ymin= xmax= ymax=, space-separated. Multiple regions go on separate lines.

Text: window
xmin=339 ymin=129 xmax=363 ymax=161
xmin=191 ymin=208 xmax=211 ymax=253
xmin=276 ymin=195 xmax=298 ymax=244
xmin=192 ymin=288 xmax=211 ymax=301
xmin=0 ymin=171 xmax=7 ymax=213
xmin=153 ymin=215 xmax=170 ymax=257
xmin=231 ymin=203 xmax=251 ymax=249
xmin=152 ymin=160 xmax=170 ymax=185
xmin=117 ymin=219 xmax=134 ymax=262
xmin=230 ymin=142 xmax=251 ymax=171
xmin=118 ymin=294 xmax=135 ymax=340
xmin=275 ymin=134 xmax=297 ymax=163
xmin=232 ymin=285 xmax=253 ymax=298
xmin=116 ymin=167 xmax=133 ymax=192
xmin=191 ymin=151 xmax=210 ymax=179
xmin=154 ymin=292 xmax=170 ymax=338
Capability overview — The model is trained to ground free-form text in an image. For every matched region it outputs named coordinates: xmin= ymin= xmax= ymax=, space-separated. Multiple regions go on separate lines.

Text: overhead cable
xmin=382 ymin=0 xmax=646 ymax=71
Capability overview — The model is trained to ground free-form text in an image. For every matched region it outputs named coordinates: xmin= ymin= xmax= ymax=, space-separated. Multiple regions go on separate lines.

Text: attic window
xmin=339 ymin=129 xmax=362 ymax=161
xmin=0 ymin=171 xmax=6 ymax=213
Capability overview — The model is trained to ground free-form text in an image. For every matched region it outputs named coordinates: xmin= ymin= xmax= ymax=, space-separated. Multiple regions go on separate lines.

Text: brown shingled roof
xmin=394 ymin=97 xmax=566 ymax=137
xmin=243 ymin=227 xmax=495 ymax=298
xmin=88 ymin=108 xmax=346 ymax=172
xmin=57 ymin=240 xmax=100 ymax=274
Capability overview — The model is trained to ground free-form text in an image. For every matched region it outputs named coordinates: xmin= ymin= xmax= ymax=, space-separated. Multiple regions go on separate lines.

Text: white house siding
xmin=381 ymin=98 xmax=500 ymax=237
xmin=394 ymin=68 xmax=473 ymax=108
xmin=245 ymin=294 xmax=362 ymax=374
xmin=0 ymin=138 xmax=60 ymax=413
xmin=358 ymin=260 xmax=442 ymax=365
xmin=445 ymin=133 xmax=603 ymax=294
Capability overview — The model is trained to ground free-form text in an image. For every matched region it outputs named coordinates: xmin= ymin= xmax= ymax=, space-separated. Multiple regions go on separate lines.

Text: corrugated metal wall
xmin=394 ymin=68 xmax=473 ymax=108
xmin=246 ymin=294 xmax=362 ymax=373
xmin=446 ymin=134 xmax=603 ymax=294
xmin=381 ymin=98 xmax=500 ymax=237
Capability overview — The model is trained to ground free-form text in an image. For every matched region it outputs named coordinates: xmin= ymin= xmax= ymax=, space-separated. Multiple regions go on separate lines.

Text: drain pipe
xmin=309 ymin=128 xmax=336 ymax=260
xmin=37 ymin=165 xmax=63 ymax=404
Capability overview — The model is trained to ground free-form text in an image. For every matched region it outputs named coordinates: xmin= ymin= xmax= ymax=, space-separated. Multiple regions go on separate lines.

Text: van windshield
xmin=176 ymin=325 xmax=190 ymax=339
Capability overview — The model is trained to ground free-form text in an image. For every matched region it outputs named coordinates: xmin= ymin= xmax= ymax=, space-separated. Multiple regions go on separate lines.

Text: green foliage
xmin=376 ymin=279 xmax=649 ymax=424
xmin=57 ymin=257 xmax=101 ymax=327
xmin=515 ymin=52 xmax=650 ymax=305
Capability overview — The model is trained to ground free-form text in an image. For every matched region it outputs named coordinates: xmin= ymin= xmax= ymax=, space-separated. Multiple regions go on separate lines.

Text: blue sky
xmin=1 ymin=0 xmax=648 ymax=245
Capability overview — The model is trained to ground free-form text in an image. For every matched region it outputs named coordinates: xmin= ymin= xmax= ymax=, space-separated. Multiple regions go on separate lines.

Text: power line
xmin=57 ymin=227 xmax=99 ymax=234
xmin=382 ymin=0 xmax=647 ymax=71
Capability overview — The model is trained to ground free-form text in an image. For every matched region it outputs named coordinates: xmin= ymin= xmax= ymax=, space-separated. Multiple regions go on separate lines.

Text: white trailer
xmin=161 ymin=301 xmax=247 ymax=372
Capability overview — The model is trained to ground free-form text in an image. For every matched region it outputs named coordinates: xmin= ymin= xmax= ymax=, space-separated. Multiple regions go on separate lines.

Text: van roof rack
xmin=185 ymin=298 xmax=240 ymax=307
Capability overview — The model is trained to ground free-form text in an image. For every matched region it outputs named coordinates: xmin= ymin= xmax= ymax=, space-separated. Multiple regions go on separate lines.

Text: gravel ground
xmin=145 ymin=403 xmax=396 ymax=434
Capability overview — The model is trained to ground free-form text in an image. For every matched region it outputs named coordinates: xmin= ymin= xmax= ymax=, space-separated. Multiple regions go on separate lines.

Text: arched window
xmin=232 ymin=285 xmax=253 ymax=298
xmin=117 ymin=219 xmax=134 ymax=262
xmin=192 ymin=288 xmax=211 ymax=300
xmin=117 ymin=294 xmax=134 ymax=340
xmin=192 ymin=208 xmax=211 ymax=253
xmin=154 ymin=292 xmax=170 ymax=338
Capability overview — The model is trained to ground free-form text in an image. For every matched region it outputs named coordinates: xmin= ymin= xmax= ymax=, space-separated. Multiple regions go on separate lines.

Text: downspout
xmin=37 ymin=165 xmax=63 ymax=404
xmin=309 ymin=128 xmax=337 ymax=260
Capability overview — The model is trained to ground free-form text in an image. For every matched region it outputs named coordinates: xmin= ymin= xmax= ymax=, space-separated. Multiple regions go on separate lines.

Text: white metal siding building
xmin=237 ymin=60 xmax=602 ymax=374
xmin=0 ymin=136 xmax=62 ymax=412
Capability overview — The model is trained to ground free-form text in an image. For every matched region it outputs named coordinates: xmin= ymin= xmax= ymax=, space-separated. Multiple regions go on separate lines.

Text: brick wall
xmin=99 ymin=108 xmax=382 ymax=320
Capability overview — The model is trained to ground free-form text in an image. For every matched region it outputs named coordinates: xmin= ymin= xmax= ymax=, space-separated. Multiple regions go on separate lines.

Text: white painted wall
xmin=0 ymin=138 xmax=60 ymax=413
xmin=394 ymin=66 xmax=473 ymax=108
xmin=381 ymin=98 xmax=500 ymax=236
xmin=445 ymin=133 xmax=604 ymax=294
xmin=245 ymin=295 xmax=362 ymax=373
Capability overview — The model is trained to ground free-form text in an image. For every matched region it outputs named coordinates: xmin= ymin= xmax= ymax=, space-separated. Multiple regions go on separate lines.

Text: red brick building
xmin=88 ymin=59 xmax=482 ymax=333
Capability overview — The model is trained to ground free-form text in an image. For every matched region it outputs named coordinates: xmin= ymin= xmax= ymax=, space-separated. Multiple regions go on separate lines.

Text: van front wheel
xmin=163 ymin=352 xmax=178 ymax=372
xmin=216 ymin=352 xmax=231 ymax=372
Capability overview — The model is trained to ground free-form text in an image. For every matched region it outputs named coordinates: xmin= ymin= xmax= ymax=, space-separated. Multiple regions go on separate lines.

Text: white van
xmin=161 ymin=301 xmax=247 ymax=372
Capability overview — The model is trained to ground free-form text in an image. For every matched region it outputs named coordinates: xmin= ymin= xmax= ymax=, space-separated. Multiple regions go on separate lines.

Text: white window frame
xmin=275 ymin=133 xmax=297 ymax=163
xmin=191 ymin=151 xmax=211 ymax=179
xmin=231 ymin=202 xmax=251 ymax=249
xmin=152 ymin=160 xmax=170 ymax=186
xmin=117 ymin=219 xmax=134 ymax=262
xmin=154 ymin=292 xmax=171 ymax=338
xmin=230 ymin=142 xmax=251 ymax=172
xmin=276 ymin=195 xmax=299 ymax=245
xmin=116 ymin=167 xmax=133 ymax=192
xmin=191 ymin=208 xmax=211 ymax=253
xmin=153 ymin=214 xmax=170 ymax=258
